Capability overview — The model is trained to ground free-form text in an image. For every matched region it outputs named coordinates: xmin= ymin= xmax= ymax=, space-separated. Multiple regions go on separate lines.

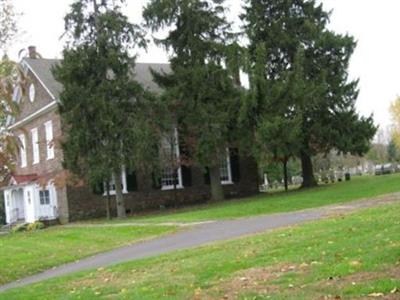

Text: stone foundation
xmin=66 ymin=156 xmax=259 ymax=222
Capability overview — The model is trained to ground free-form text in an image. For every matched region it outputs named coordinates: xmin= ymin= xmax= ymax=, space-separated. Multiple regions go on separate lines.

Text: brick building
xmin=2 ymin=51 xmax=259 ymax=224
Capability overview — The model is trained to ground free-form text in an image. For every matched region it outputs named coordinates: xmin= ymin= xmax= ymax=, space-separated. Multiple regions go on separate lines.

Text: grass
xmin=1 ymin=201 xmax=399 ymax=299
xmin=0 ymin=225 xmax=176 ymax=285
xmin=90 ymin=173 xmax=400 ymax=224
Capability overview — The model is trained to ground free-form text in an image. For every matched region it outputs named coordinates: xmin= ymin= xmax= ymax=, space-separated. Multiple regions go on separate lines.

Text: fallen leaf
xmin=349 ymin=260 xmax=362 ymax=267
xmin=300 ymin=262 xmax=309 ymax=269
xmin=368 ymin=292 xmax=384 ymax=297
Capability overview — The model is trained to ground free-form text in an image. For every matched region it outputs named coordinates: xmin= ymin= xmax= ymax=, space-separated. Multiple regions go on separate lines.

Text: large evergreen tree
xmin=242 ymin=0 xmax=376 ymax=188
xmin=53 ymin=0 xmax=158 ymax=218
xmin=143 ymin=0 xmax=240 ymax=201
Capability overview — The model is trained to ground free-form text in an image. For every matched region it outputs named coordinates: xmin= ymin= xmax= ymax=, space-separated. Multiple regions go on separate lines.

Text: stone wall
xmin=13 ymin=109 xmax=63 ymax=177
xmin=15 ymin=67 xmax=55 ymax=121
xmin=67 ymin=155 xmax=259 ymax=222
xmin=11 ymin=63 xmax=68 ymax=223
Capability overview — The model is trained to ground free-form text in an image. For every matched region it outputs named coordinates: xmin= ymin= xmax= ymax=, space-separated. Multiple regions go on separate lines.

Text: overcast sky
xmin=9 ymin=0 xmax=400 ymax=130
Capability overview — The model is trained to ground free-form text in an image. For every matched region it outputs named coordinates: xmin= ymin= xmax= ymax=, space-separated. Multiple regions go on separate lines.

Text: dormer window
xmin=29 ymin=83 xmax=35 ymax=102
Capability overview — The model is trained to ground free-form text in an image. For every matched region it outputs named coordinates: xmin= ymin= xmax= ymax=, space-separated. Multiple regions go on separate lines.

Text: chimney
xmin=28 ymin=46 xmax=37 ymax=59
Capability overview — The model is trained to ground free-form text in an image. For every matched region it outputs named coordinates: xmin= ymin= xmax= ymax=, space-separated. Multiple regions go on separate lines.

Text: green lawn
xmin=94 ymin=173 xmax=400 ymax=224
xmin=0 ymin=225 xmax=176 ymax=285
xmin=2 ymin=201 xmax=399 ymax=299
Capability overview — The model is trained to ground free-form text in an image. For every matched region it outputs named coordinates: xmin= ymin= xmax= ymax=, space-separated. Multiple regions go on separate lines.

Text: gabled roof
xmin=10 ymin=174 xmax=38 ymax=185
xmin=23 ymin=58 xmax=171 ymax=99
xmin=24 ymin=58 xmax=63 ymax=99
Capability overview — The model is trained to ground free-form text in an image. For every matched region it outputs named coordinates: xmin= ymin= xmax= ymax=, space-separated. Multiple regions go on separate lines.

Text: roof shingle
xmin=23 ymin=58 xmax=171 ymax=99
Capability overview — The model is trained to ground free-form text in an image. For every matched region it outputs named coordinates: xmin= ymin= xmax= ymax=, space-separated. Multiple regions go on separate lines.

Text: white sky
xmin=8 ymin=0 xmax=400 ymax=129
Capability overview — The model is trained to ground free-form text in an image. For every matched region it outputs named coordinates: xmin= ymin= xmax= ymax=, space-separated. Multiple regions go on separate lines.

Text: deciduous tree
xmin=390 ymin=96 xmax=400 ymax=149
xmin=0 ymin=0 xmax=21 ymax=179
xmin=0 ymin=0 xmax=19 ymax=55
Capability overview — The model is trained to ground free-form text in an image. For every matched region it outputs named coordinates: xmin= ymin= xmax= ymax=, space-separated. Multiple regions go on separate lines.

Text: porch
xmin=3 ymin=176 xmax=59 ymax=224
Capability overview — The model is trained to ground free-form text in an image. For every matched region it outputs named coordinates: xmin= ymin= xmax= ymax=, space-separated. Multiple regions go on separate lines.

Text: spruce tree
xmin=143 ymin=0 xmax=240 ymax=201
xmin=53 ymin=0 xmax=158 ymax=218
xmin=242 ymin=0 xmax=376 ymax=188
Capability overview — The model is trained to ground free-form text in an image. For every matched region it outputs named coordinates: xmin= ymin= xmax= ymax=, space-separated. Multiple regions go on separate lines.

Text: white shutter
xmin=45 ymin=121 xmax=54 ymax=160
xmin=31 ymin=128 xmax=39 ymax=164
xmin=19 ymin=134 xmax=27 ymax=167
xmin=220 ymin=148 xmax=233 ymax=185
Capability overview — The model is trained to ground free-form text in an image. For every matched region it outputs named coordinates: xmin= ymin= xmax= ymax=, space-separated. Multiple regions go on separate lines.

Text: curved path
xmin=1 ymin=193 xmax=399 ymax=293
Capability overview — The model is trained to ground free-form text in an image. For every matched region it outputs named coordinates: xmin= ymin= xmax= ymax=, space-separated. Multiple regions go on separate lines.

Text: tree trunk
xmin=283 ymin=159 xmax=289 ymax=192
xmin=105 ymin=181 xmax=111 ymax=220
xmin=173 ymin=168 xmax=178 ymax=208
xmin=113 ymin=171 xmax=126 ymax=218
xmin=300 ymin=151 xmax=318 ymax=188
xmin=209 ymin=165 xmax=224 ymax=201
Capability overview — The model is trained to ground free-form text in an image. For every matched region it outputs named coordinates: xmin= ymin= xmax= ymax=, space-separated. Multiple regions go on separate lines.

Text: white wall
xmin=24 ymin=186 xmax=36 ymax=223
xmin=3 ymin=182 xmax=59 ymax=224
xmin=4 ymin=190 xmax=11 ymax=224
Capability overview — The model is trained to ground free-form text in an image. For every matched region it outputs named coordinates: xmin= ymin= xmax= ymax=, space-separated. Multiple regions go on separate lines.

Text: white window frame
xmin=44 ymin=121 xmax=54 ymax=160
xmin=29 ymin=84 xmax=36 ymax=102
xmin=31 ymin=127 xmax=39 ymax=164
xmin=39 ymin=190 xmax=50 ymax=205
xmin=103 ymin=169 xmax=128 ymax=196
xmin=220 ymin=148 xmax=233 ymax=185
xmin=19 ymin=134 xmax=27 ymax=168
xmin=13 ymin=85 xmax=22 ymax=102
xmin=161 ymin=129 xmax=183 ymax=191
xmin=161 ymin=167 xmax=183 ymax=191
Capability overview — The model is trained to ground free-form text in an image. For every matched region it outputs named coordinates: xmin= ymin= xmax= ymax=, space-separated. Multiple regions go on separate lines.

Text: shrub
xmin=11 ymin=223 xmax=29 ymax=233
xmin=27 ymin=221 xmax=45 ymax=231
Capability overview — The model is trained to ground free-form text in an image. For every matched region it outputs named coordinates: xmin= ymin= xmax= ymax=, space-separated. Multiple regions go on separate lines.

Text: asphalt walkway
xmin=0 ymin=193 xmax=398 ymax=293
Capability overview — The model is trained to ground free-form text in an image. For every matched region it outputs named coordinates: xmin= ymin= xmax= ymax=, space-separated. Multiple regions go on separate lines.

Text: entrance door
xmin=38 ymin=187 xmax=58 ymax=220
xmin=12 ymin=189 xmax=25 ymax=221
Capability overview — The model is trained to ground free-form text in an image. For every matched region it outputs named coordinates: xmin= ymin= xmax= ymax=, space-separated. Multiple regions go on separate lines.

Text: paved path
xmin=1 ymin=193 xmax=399 ymax=293
xmin=65 ymin=220 xmax=215 ymax=228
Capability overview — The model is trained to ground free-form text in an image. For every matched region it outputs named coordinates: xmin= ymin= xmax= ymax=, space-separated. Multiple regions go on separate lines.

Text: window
xmin=31 ymin=128 xmax=39 ymax=164
xmin=19 ymin=134 xmax=27 ymax=168
xmin=29 ymin=84 xmax=35 ymax=102
xmin=104 ymin=169 xmax=127 ymax=195
xmin=161 ymin=167 xmax=182 ymax=189
xmin=39 ymin=190 xmax=50 ymax=205
xmin=44 ymin=121 xmax=54 ymax=160
xmin=220 ymin=149 xmax=233 ymax=185
xmin=161 ymin=129 xmax=183 ymax=190
xmin=13 ymin=86 xmax=22 ymax=102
